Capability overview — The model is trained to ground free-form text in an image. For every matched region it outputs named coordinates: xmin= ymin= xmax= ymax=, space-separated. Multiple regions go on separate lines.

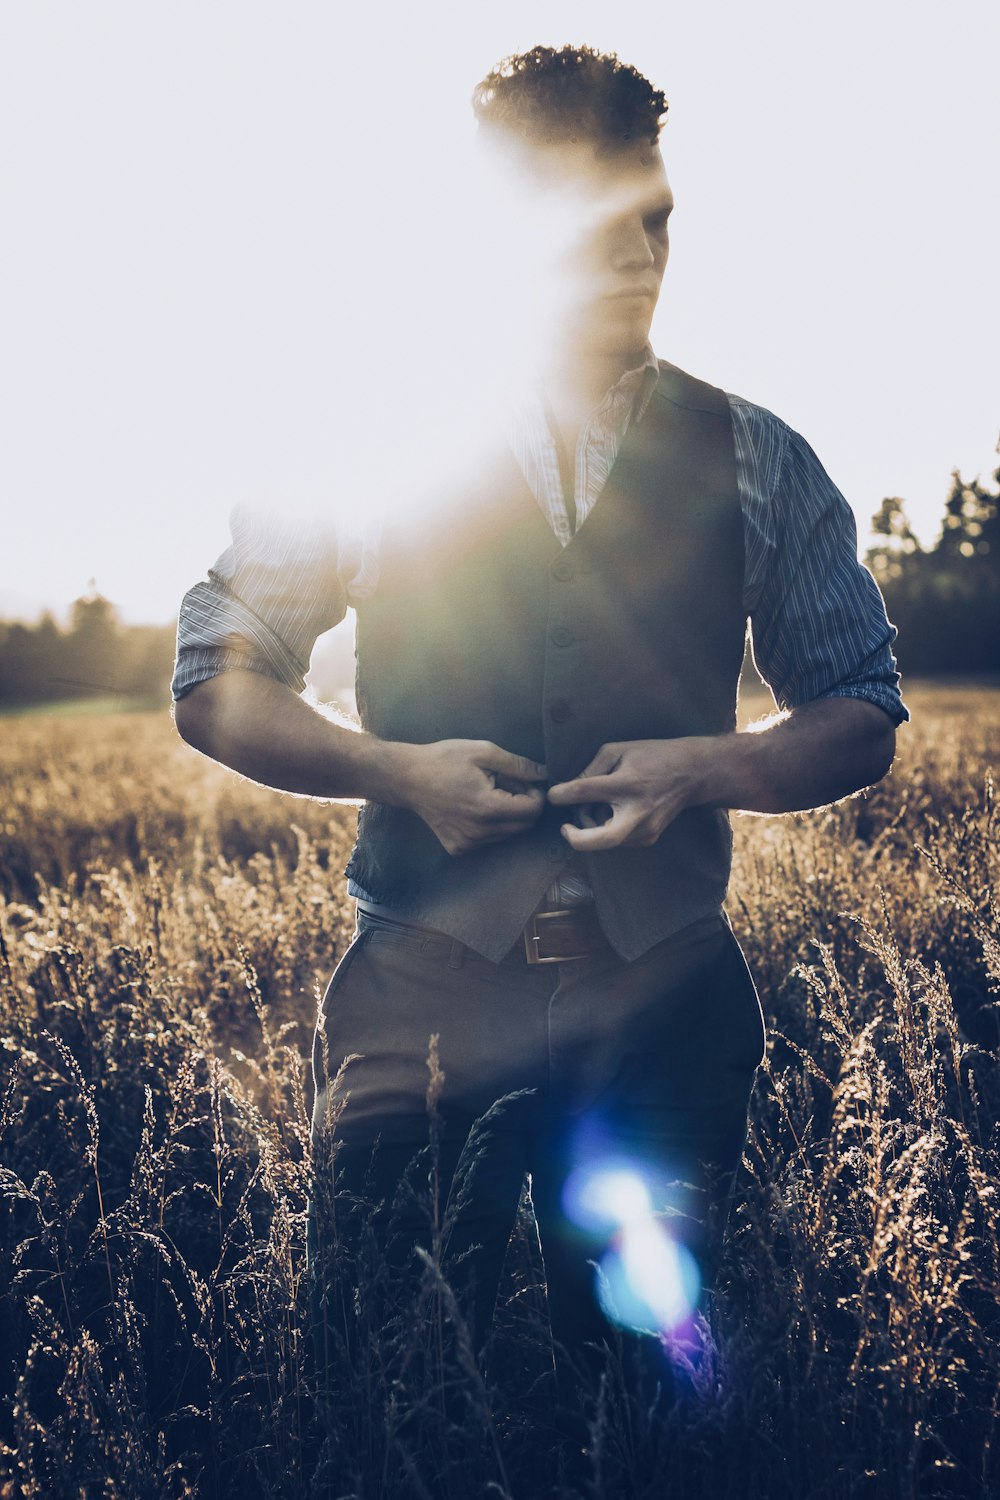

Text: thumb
xmin=559 ymin=818 xmax=630 ymax=852
xmin=477 ymin=743 xmax=548 ymax=782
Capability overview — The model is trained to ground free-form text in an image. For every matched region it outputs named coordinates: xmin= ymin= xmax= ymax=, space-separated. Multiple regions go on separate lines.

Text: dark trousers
xmin=305 ymin=906 xmax=764 ymax=1405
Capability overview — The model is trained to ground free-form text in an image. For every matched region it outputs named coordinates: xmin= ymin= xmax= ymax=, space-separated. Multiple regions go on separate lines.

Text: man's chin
xmin=549 ymin=311 xmax=654 ymax=370
xmin=584 ymin=315 xmax=654 ymax=362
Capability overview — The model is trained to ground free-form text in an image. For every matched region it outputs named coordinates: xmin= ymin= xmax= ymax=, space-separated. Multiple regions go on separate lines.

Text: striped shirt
xmin=173 ymin=351 xmax=908 ymax=738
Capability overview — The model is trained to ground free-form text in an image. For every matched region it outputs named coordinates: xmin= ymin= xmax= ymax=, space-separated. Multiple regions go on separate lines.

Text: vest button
xmin=552 ymin=559 xmax=573 ymax=581
xmin=546 ymin=843 xmax=564 ymax=860
xmin=549 ymin=699 xmax=572 ymax=722
xmin=551 ymin=626 xmax=573 ymax=647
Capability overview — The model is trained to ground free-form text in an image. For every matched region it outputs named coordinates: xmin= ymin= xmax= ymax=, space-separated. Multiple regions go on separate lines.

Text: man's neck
xmin=540 ymin=343 xmax=652 ymax=451
xmin=545 ymin=348 xmax=635 ymax=410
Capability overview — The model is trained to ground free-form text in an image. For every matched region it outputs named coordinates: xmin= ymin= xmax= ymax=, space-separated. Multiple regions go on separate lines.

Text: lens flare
xmin=562 ymin=1158 xmax=702 ymax=1335
xmin=597 ymin=1222 xmax=701 ymax=1335
xmin=562 ymin=1159 xmax=652 ymax=1233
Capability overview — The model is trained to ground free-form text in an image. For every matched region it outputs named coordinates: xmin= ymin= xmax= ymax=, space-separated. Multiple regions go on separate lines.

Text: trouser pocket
xmin=720 ymin=924 xmax=766 ymax=1069
xmin=310 ymin=927 xmax=373 ymax=1137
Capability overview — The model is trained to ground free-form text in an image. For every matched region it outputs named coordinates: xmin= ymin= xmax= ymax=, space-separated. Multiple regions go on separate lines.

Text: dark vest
xmin=345 ymin=361 xmax=746 ymax=962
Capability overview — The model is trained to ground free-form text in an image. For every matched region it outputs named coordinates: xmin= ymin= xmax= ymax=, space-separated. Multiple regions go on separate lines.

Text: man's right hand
xmin=175 ymin=675 xmax=547 ymax=854
xmin=395 ymin=739 xmax=548 ymax=855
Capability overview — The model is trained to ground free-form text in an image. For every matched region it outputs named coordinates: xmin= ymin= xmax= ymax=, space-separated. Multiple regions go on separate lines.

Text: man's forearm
xmin=547 ymin=696 xmax=898 ymax=851
xmin=173 ymin=670 xmax=550 ymax=852
xmin=696 ymin=696 xmax=897 ymax=815
xmin=173 ymin=671 xmax=410 ymax=803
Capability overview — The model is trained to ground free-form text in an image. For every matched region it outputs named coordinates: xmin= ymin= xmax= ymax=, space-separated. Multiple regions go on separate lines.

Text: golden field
xmin=0 ymin=684 xmax=998 ymax=1499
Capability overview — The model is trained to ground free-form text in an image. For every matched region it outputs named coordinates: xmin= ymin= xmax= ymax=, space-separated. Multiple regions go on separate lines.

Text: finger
xmin=477 ymin=744 xmax=548 ymax=782
xmin=559 ymin=810 xmax=641 ymax=851
xmin=579 ymin=743 xmax=623 ymax=778
xmin=493 ymin=772 xmax=546 ymax=795
xmin=480 ymin=788 xmax=546 ymax=822
xmin=548 ymin=774 xmax=623 ymax=806
xmin=577 ymin=802 xmax=613 ymax=828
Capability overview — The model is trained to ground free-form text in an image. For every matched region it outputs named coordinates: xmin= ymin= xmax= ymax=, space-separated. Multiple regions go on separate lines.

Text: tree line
xmin=0 ymin=589 xmax=356 ymax=710
xmin=1 ymin=456 xmax=997 ymax=709
xmin=0 ymin=593 xmax=177 ymax=708
xmin=867 ymin=454 xmax=999 ymax=676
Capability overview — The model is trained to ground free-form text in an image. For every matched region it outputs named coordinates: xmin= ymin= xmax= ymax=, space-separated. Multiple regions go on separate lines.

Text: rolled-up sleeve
xmin=171 ymin=504 xmax=347 ymax=701
xmin=730 ymin=396 xmax=909 ymax=727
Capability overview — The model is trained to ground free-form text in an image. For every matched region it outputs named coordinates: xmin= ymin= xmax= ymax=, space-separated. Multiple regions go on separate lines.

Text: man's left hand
xmin=545 ymin=700 xmax=898 ymax=852
xmin=547 ymin=739 xmax=703 ymax=850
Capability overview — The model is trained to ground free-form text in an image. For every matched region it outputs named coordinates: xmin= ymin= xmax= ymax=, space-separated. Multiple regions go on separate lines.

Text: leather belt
xmin=522 ymin=904 xmax=611 ymax=965
xmin=355 ymin=898 xmax=611 ymax=965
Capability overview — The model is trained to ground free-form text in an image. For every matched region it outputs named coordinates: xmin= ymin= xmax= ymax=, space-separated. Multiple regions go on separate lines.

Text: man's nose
xmin=609 ymin=217 xmax=656 ymax=271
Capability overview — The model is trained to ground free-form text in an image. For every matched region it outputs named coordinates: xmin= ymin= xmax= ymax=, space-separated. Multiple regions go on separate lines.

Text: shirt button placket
xmin=545 ymin=551 xmax=579 ymax=765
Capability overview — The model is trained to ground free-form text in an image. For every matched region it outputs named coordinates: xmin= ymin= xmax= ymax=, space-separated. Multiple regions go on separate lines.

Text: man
xmin=172 ymin=45 xmax=906 ymax=1411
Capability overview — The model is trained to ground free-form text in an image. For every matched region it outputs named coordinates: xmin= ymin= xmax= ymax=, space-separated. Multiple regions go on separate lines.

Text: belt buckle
xmin=523 ymin=908 xmax=589 ymax=965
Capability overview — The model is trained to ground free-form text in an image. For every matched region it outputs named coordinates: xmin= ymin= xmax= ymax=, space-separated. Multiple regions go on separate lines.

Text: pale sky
xmin=2 ymin=0 xmax=997 ymax=624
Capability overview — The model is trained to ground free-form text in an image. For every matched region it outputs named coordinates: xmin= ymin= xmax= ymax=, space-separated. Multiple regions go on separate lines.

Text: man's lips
xmin=603 ymin=286 xmax=657 ymax=301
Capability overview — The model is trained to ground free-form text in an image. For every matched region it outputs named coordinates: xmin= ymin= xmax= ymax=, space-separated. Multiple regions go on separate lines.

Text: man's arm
xmin=546 ymin=696 xmax=894 ymax=850
xmin=175 ymin=671 xmax=548 ymax=856
xmin=549 ymin=404 xmax=907 ymax=849
xmin=173 ymin=504 xmax=548 ymax=855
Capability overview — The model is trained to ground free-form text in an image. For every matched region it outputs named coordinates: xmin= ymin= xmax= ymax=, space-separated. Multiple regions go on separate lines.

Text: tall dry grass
xmin=0 ymin=684 xmax=998 ymax=1498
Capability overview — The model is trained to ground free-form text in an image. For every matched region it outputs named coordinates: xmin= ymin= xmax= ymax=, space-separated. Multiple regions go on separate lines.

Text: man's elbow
xmin=856 ymin=702 xmax=897 ymax=787
xmin=173 ymin=679 xmax=223 ymax=755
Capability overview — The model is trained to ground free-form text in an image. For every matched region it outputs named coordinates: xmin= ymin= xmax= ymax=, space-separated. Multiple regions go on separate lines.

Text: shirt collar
xmin=570 ymin=342 xmax=661 ymax=426
xmin=506 ymin=343 xmax=661 ymax=423
xmin=626 ymin=343 xmax=661 ymax=424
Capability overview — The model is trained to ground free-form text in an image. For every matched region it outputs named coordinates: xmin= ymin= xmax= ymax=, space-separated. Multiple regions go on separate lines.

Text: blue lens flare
xmin=596 ymin=1223 xmax=701 ymax=1335
xmin=561 ymin=1158 xmax=702 ymax=1335
xmin=562 ymin=1158 xmax=652 ymax=1234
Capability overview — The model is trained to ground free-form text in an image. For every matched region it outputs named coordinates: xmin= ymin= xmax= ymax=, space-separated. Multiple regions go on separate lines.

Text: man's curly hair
xmin=472 ymin=45 xmax=668 ymax=151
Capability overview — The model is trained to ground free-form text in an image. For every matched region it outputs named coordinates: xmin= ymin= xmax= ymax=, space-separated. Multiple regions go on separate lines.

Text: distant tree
xmin=867 ymin=447 xmax=1000 ymax=676
xmin=938 ymin=465 xmax=1000 ymax=561
xmin=61 ymin=588 xmax=122 ymax=695
xmin=118 ymin=624 xmax=178 ymax=702
xmin=0 ymin=624 xmax=37 ymax=703
xmin=0 ymin=593 xmax=177 ymax=708
xmin=868 ymin=496 xmax=923 ymax=588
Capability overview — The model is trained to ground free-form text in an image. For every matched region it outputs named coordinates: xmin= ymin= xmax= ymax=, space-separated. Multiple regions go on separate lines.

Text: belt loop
xmin=447 ymin=938 xmax=465 ymax=970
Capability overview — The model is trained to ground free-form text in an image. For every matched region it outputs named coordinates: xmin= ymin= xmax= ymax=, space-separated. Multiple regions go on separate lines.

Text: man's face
xmin=510 ymin=139 xmax=674 ymax=363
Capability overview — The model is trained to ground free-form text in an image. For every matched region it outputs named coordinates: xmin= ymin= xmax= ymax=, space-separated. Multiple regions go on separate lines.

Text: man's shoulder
xmin=653 ymin=358 xmax=731 ymax=419
xmin=722 ymin=387 xmax=792 ymax=434
xmin=652 ymin=363 xmax=797 ymax=486
xmin=718 ymin=388 xmax=799 ymax=493
xmin=654 ymin=361 xmax=791 ymax=437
